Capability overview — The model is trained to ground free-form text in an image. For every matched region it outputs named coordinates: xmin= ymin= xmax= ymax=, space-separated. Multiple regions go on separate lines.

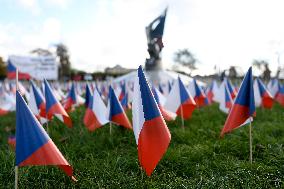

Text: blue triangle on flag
xmin=44 ymin=79 xmax=59 ymax=112
xmin=234 ymin=67 xmax=255 ymax=116
xmin=16 ymin=91 xmax=50 ymax=165
xmin=138 ymin=66 xmax=160 ymax=120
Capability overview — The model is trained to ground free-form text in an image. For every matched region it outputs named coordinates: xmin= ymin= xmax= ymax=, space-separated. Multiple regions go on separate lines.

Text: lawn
xmin=0 ymin=103 xmax=284 ymax=188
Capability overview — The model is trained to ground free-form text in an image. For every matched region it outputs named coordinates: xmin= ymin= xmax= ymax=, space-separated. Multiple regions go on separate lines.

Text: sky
xmin=1 ymin=0 xmax=284 ymax=76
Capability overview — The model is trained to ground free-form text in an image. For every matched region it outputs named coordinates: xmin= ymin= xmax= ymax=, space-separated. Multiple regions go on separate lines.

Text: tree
xmin=0 ymin=56 xmax=6 ymax=80
xmin=173 ymin=49 xmax=197 ymax=75
xmin=252 ymin=59 xmax=271 ymax=82
xmin=55 ymin=43 xmax=71 ymax=80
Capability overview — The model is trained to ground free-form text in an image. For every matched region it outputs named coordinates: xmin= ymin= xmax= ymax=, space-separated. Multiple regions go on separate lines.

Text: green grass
xmin=1 ymin=103 xmax=284 ymax=188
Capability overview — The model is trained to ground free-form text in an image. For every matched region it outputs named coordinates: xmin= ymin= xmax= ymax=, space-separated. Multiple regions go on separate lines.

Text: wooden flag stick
xmin=249 ymin=119 xmax=253 ymax=164
xmin=46 ymin=115 xmax=49 ymax=134
xmin=15 ymin=69 xmax=19 ymax=189
xmin=180 ymin=105 xmax=185 ymax=131
xmin=109 ymin=122 xmax=112 ymax=135
xmin=15 ymin=166 xmax=18 ymax=189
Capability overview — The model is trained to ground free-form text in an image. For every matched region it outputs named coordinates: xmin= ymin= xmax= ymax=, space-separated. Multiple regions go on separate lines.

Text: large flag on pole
xmin=132 ymin=66 xmax=171 ymax=176
xmin=220 ymin=67 xmax=255 ymax=137
xmin=15 ymin=91 xmax=76 ymax=180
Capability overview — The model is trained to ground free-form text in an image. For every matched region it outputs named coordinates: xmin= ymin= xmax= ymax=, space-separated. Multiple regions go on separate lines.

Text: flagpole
xmin=46 ymin=114 xmax=49 ymax=134
xmin=249 ymin=119 xmax=253 ymax=164
xmin=180 ymin=105 xmax=184 ymax=131
xmin=15 ymin=69 xmax=19 ymax=189
xmin=15 ymin=166 xmax=18 ymax=189
xmin=109 ymin=122 xmax=112 ymax=135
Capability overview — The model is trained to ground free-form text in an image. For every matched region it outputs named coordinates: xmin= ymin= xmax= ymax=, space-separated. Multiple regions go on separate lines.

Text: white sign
xmin=9 ymin=55 xmax=58 ymax=80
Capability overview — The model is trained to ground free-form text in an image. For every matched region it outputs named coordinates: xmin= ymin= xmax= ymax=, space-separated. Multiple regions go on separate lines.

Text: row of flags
xmin=4 ymin=65 xmax=284 ymax=183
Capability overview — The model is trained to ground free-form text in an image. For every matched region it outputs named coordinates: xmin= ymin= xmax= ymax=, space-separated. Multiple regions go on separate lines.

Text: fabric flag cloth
xmin=205 ymin=80 xmax=218 ymax=104
xmin=106 ymin=86 xmax=132 ymax=129
xmin=132 ymin=66 xmax=171 ymax=176
xmin=168 ymin=81 xmax=172 ymax=94
xmin=120 ymin=93 xmax=131 ymax=110
xmin=118 ymin=83 xmax=126 ymax=101
xmin=267 ymin=78 xmax=279 ymax=98
xmin=225 ymin=78 xmax=237 ymax=99
xmin=220 ymin=67 xmax=255 ymax=137
xmin=0 ymin=90 xmax=15 ymax=115
xmin=28 ymin=81 xmax=47 ymax=124
xmin=254 ymin=78 xmax=273 ymax=109
xmin=218 ymin=81 xmax=233 ymax=114
xmin=275 ymin=83 xmax=284 ymax=106
xmin=85 ymin=83 xmax=93 ymax=107
xmin=84 ymin=88 xmax=109 ymax=132
xmin=15 ymin=91 xmax=76 ymax=181
xmin=189 ymin=79 xmax=206 ymax=107
xmin=44 ymin=79 xmax=72 ymax=128
xmin=64 ymin=83 xmax=78 ymax=112
xmin=164 ymin=77 xmax=196 ymax=119
xmin=7 ymin=60 xmax=31 ymax=80
xmin=152 ymin=87 xmax=176 ymax=121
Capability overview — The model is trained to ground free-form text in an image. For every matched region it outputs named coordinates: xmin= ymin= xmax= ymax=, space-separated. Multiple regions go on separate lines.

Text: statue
xmin=145 ymin=8 xmax=167 ymax=71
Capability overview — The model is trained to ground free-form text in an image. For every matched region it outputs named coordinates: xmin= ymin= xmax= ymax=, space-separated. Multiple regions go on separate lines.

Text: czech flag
xmin=189 ymin=79 xmax=206 ymax=107
xmin=7 ymin=60 xmax=31 ymax=80
xmin=15 ymin=91 xmax=76 ymax=181
xmin=64 ymin=83 xmax=77 ymax=112
xmin=152 ymin=87 xmax=176 ymax=121
xmin=218 ymin=81 xmax=233 ymax=114
xmin=225 ymin=78 xmax=237 ymax=99
xmin=118 ymin=83 xmax=126 ymax=101
xmin=84 ymin=88 xmax=109 ymax=132
xmin=164 ymin=77 xmax=196 ymax=120
xmin=254 ymin=78 xmax=273 ymax=109
xmin=220 ymin=67 xmax=255 ymax=137
xmin=205 ymin=81 xmax=217 ymax=105
xmin=28 ymin=81 xmax=47 ymax=124
xmin=275 ymin=83 xmax=284 ymax=107
xmin=0 ymin=90 xmax=14 ymax=115
xmin=132 ymin=66 xmax=171 ymax=176
xmin=120 ymin=93 xmax=131 ymax=110
xmin=267 ymin=78 xmax=279 ymax=98
xmin=85 ymin=83 xmax=93 ymax=108
xmin=44 ymin=79 xmax=72 ymax=128
xmin=107 ymin=86 xmax=132 ymax=129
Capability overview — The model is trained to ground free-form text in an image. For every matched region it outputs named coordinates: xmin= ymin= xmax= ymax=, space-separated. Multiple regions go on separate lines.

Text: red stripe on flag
xmin=83 ymin=108 xmax=102 ymax=131
xmin=159 ymin=105 xmax=175 ymax=121
xmin=111 ymin=113 xmax=132 ymax=129
xmin=276 ymin=93 xmax=284 ymax=107
xmin=220 ymin=104 xmax=255 ymax=137
xmin=19 ymin=140 xmax=75 ymax=178
xmin=138 ymin=116 xmax=171 ymax=176
xmin=176 ymin=99 xmax=196 ymax=119
xmin=262 ymin=93 xmax=273 ymax=109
